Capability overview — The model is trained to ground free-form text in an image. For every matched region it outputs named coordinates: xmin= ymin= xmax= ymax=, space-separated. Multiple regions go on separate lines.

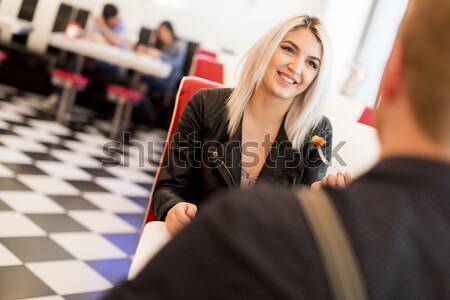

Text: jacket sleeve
xmin=152 ymin=90 xmax=204 ymax=220
xmin=301 ymin=116 xmax=333 ymax=185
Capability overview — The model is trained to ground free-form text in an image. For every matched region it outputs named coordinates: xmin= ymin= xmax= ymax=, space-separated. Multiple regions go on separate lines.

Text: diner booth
xmin=0 ymin=0 xmax=408 ymax=299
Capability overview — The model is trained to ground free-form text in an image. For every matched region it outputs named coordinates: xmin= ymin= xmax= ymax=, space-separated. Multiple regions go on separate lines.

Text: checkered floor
xmin=0 ymin=84 xmax=165 ymax=300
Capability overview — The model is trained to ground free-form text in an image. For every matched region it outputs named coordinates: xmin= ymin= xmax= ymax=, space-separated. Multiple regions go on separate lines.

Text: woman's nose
xmin=288 ymin=60 xmax=302 ymax=75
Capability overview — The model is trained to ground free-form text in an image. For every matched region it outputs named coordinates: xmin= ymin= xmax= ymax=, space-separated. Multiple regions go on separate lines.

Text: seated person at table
xmin=152 ymin=14 xmax=334 ymax=235
xmin=86 ymin=3 xmax=128 ymax=76
xmin=135 ymin=21 xmax=187 ymax=121
xmin=104 ymin=0 xmax=450 ymax=298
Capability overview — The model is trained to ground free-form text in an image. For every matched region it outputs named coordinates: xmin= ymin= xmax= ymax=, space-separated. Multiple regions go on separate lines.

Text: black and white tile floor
xmin=0 ymin=85 xmax=165 ymax=300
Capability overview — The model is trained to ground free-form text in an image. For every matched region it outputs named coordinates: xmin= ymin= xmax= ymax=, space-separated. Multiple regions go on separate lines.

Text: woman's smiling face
xmin=260 ymin=27 xmax=323 ymax=102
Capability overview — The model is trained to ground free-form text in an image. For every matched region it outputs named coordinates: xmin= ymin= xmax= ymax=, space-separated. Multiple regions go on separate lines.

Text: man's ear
xmin=379 ymin=40 xmax=404 ymax=103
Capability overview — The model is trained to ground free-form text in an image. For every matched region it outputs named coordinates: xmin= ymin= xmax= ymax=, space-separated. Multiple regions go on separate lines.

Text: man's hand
xmin=165 ymin=202 xmax=197 ymax=235
xmin=311 ymin=172 xmax=353 ymax=190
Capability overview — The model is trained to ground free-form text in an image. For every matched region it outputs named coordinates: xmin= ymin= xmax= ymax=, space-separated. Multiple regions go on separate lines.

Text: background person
xmin=135 ymin=21 xmax=187 ymax=124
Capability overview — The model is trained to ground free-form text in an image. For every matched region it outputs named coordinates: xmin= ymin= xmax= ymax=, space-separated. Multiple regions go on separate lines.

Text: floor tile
xmin=86 ymin=258 xmax=131 ymax=284
xmin=126 ymin=196 xmax=150 ymax=209
xmin=13 ymin=126 xmax=61 ymax=144
xmin=0 ymin=237 xmax=74 ymax=263
xmin=23 ymin=152 xmax=60 ymax=161
xmin=0 ymin=128 xmax=18 ymax=135
xmin=35 ymin=162 xmax=92 ymax=180
xmin=0 ymin=178 xmax=32 ymax=191
xmin=95 ymin=178 xmax=150 ymax=197
xmin=3 ymin=163 xmax=47 ymax=175
xmin=64 ymin=141 xmax=110 ymax=158
xmin=116 ymin=213 xmax=146 ymax=230
xmin=103 ymin=166 xmax=154 ymax=183
xmin=7 ymin=120 xmax=30 ymax=127
xmin=0 ymin=192 xmax=65 ymax=213
xmin=1 ymin=102 xmax=36 ymax=116
xmin=0 ymin=199 xmax=12 ymax=210
xmin=50 ymin=150 xmax=101 ymax=168
xmin=0 ymin=110 xmax=24 ymax=123
xmin=0 ymin=120 xmax=9 ymax=130
xmin=40 ymin=143 xmax=70 ymax=151
xmin=0 ymin=243 xmax=22 ymax=266
xmin=68 ymin=211 xmax=137 ymax=234
xmin=82 ymin=193 xmax=144 ymax=213
xmin=26 ymin=260 xmax=113 ymax=295
xmin=26 ymin=214 xmax=89 ymax=233
xmin=0 ymin=135 xmax=47 ymax=153
xmin=80 ymin=168 xmax=116 ymax=178
xmin=27 ymin=120 xmax=71 ymax=136
xmin=17 ymin=176 xmax=80 ymax=196
xmin=50 ymin=232 xmax=128 ymax=260
xmin=19 ymin=296 xmax=65 ymax=300
xmin=0 ymin=147 xmax=32 ymax=164
xmin=74 ymin=132 xmax=111 ymax=148
xmin=48 ymin=196 xmax=100 ymax=211
xmin=0 ymin=212 xmax=46 ymax=237
xmin=102 ymin=233 xmax=140 ymax=256
xmin=65 ymin=181 xmax=109 ymax=192
xmin=0 ymin=265 xmax=55 ymax=300
xmin=0 ymin=163 xmax=15 ymax=177
xmin=63 ymin=290 xmax=111 ymax=300
xmin=138 ymin=182 xmax=153 ymax=191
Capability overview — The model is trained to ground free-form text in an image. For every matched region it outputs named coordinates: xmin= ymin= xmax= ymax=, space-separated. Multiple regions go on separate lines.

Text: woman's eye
xmin=308 ymin=61 xmax=318 ymax=70
xmin=281 ymin=45 xmax=295 ymax=54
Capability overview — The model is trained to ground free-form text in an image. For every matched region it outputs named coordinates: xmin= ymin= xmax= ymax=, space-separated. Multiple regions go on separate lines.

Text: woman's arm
xmin=301 ymin=116 xmax=333 ymax=185
xmin=160 ymin=41 xmax=188 ymax=69
xmin=152 ymin=90 xmax=204 ymax=220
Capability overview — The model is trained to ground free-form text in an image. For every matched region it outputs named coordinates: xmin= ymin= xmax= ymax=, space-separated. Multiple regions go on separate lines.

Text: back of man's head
xmin=399 ymin=0 xmax=450 ymax=146
xmin=102 ymin=3 xmax=118 ymax=20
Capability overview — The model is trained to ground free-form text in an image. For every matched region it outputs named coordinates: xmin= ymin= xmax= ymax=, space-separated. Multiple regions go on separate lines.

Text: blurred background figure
xmin=135 ymin=21 xmax=187 ymax=124
xmin=85 ymin=3 xmax=128 ymax=76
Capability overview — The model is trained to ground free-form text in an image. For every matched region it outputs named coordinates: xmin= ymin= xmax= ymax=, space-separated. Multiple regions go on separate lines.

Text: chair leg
xmin=56 ymin=82 xmax=74 ymax=124
xmin=111 ymin=97 xmax=125 ymax=140
xmin=120 ymin=102 xmax=133 ymax=136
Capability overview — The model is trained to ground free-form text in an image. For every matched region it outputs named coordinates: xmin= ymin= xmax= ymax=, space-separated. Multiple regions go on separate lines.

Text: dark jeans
xmin=140 ymin=75 xmax=171 ymax=115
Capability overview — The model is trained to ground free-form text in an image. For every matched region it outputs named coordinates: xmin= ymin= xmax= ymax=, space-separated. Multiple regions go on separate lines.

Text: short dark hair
xmin=102 ymin=3 xmax=118 ymax=20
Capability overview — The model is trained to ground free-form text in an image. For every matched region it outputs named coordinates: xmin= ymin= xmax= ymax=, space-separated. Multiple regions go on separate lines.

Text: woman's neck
xmin=246 ymin=88 xmax=294 ymax=127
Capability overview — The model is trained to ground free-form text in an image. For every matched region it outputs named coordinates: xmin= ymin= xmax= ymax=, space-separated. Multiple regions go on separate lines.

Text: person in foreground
xmin=153 ymin=15 xmax=334 ymax=235
xmin=104 ymin=0 xmax=449 ymax=298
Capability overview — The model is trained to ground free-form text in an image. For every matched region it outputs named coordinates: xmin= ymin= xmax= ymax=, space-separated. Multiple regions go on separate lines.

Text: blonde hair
xmin=226 ymin=15 xmax=332 ymax=150
xmin=400 ymin=0 xmax=450 ymax=145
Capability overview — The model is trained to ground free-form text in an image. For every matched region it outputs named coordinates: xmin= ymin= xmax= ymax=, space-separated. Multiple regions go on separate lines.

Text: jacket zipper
xmin=220 ymin=160 xmax=238 ymax=189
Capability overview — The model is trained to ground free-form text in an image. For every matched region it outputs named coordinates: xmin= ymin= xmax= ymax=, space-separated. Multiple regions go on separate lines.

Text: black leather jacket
xmin=153 ymin=88 xmax=332 ymax=220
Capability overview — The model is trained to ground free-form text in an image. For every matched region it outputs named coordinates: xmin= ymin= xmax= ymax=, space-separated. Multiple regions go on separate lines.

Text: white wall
xmin=322 ymin=0 xmax=375 ymax=97
xmin=0 ymin=0 xmax=379 ymax=93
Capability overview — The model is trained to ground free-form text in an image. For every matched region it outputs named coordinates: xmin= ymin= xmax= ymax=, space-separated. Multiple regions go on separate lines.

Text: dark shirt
xmin=104 ymin=156 xmax=450 ymax=300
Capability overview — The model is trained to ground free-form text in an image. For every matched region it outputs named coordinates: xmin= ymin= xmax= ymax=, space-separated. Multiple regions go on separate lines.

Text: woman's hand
xmin=136 ymin=44 xmax=148 ymax=54
xmin=165 ymin=202 xmax=198 ymax=235
xmin=311 ymin=172 xmax=353 ymax=190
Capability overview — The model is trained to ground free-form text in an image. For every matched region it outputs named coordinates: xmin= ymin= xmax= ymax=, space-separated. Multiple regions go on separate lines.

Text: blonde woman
xmin=153 ymin=15 xmax=333 ymax=235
